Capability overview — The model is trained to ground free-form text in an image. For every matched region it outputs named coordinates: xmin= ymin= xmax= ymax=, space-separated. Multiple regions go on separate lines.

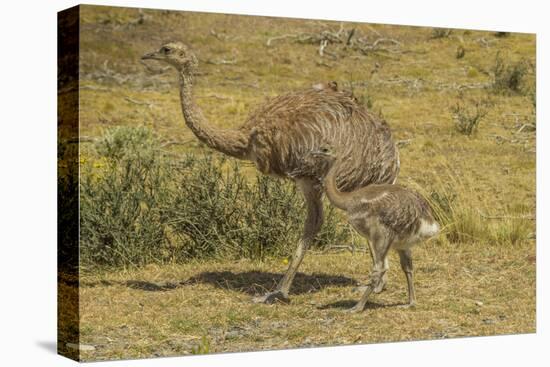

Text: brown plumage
xmin=309 ymin=147 xmax=439 ymax=311
xmin=142 ymin=42 xmax=400 ymax=303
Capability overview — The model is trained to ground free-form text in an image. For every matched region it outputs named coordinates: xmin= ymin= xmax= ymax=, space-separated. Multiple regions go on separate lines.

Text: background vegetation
xmin=79 ymin=126 xmax=349 ymax=268
xmin=64 ymin=5 xmax=536 ymax=361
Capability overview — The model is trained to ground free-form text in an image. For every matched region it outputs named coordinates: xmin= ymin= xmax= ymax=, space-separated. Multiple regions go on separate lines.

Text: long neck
xmin=324 ymin=163 xmax=350 ymax=211
xmin=178 ymin=71 xmax=249 ymax=159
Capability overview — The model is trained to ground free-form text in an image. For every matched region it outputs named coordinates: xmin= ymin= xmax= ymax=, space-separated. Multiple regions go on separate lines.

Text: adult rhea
xmin=142 ymin=42 xmax=400 ymax=303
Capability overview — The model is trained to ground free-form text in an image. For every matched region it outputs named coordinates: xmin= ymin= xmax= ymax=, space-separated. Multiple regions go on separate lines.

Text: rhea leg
xmin=253 ymin=179 xmax=323 ymax=304
xmin=356 ymin=241 xmax=388 ymax=294
xmin=349 ymin=236 xmax=391 ymax=312
xmin=373 ymin=257 xmax=389 ymax=293
xmin=398 ymin=249 xmax=416 ymax=307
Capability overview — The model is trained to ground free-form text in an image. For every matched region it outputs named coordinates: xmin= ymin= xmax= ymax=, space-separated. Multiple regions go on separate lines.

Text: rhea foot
xmin=373 ymin=279 xmax=387 ymax=293
xmin=398 ymin=301 xmax=416 ymax=309
xmin=344 ymin=302 xmax=366 ymax=313
xmin=252 ymin=290 xmax=290 ymax=304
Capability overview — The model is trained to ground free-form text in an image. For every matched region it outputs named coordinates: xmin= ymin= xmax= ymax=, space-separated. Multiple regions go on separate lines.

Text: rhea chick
xmin=311 ymin=146 xmax=440 ymax=312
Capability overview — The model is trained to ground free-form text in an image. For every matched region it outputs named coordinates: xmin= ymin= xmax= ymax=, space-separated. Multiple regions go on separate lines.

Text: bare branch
xmin=266 ymin=34 xmax=299 ymax=47
xmin=345 ymin=28 xmax=356 ymax=45
xmin=161 ymin=140 xmax=193 ymax=148
xmin=124 ymin=96 xmax=154 ymax=109
xmin=205 ymin=58 xmax=238 ymax=65
xmin=320 ymin=244 xmax=369 ymax=254
xmin=478 ymin=210 xmax=535 ymax=220
xmin=396 ymin=139 xmax=413 ymax=148
xmin=319 ymin=39 xmax=328 ymax=57
xmin=517 ymin=123 xmax=536 ymax=133
xmin=196 ymin=94 xmax=233 ymax=101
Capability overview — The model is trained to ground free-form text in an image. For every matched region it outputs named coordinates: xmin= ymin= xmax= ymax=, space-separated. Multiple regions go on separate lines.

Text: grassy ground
xmin=71 ymin=5 xmax=536 ymax=361
xmin=78 ymin=241 xmax=535 ymax=361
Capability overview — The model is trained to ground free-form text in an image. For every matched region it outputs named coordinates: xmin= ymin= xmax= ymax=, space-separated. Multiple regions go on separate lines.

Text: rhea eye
xmin=161 ymin=46 xmax=171 ymax=54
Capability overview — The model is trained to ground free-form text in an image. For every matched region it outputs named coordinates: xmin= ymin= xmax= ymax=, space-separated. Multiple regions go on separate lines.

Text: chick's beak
xmin=141 ymin=51 xmax=159 ymax=60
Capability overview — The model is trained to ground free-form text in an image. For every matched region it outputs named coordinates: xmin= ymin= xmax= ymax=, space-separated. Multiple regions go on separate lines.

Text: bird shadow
xmin=125 ymin=280 xmax=180 ymax=291
xmin=317 ymin=299 xmax=403 ymax=310
xmin=110 ymin=271 xmax=358 ymax=296
xmin=183 ymin=270 xmax=358 ymax=296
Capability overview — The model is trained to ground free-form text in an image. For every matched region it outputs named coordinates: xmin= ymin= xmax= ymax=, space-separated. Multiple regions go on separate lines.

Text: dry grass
xmin=76 ymin=241 xmax=535 ymax=361
xmin=70 ymin=4 xmax=536 ymax=361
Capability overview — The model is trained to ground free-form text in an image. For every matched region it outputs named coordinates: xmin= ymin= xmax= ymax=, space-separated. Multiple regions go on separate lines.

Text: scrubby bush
xmin=80 ymin=126 xmax=350 ymax=269
xmin=492 ymin=52 xmax=529 ymax=94
xmin=450 ymin=98 xmax=490 ymax=135
xmin=80 ymin=127 xmax=170 ymax=267
xmin=430 ymin=28 xmax=452 ymax=39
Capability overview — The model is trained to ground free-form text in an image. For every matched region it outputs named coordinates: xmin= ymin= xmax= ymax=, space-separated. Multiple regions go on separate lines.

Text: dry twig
xmin=478 ymin=210 xmax=535 ymax=220
xmin=125 ymin=96 xmax=154 ymax=109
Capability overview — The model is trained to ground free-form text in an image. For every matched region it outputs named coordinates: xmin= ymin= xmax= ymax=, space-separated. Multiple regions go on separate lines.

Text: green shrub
xmin=164 ymin=156 xmax=349 ymax=261
xmin=79 ymin=126 xmax=351 ymax=269
xmin=80 ymin=127 xmax=170 ymax=267
xmin=456 ymin=45 xmax=466 ymax=59
xmin=430 ymin=28 xmax=452 ymax=39
xmin=492 ymin=52 xmax=529 ymax=94
xmin=450 ymin=98 xmax=490 ymax=135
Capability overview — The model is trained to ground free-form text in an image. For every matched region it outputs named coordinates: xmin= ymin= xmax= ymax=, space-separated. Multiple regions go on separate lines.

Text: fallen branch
xmin=315 ymin=60 xmax=334 ymax=68
xmin=345 ymin=28 xmax=356 ymax=46
xmin=266 ymin=34 xmax=299 ymax=47
xmin=435 ymin=81 xmax=491 ymax=91
xmin=222 ymin=80 xmax=260 ymax=89
xmin=319 ymin=39 xmax=328 ymax=57
xmin=205 ymin=58 xmax=238 ymax=65
xmin=266 ymin=26 xmax=403 ymax=59
xmin=517 ymin=123 xmax=536 ymax=133
xmin=321 ymin=244 xmax=369 ymax=254
xmin=364 ymin=25 xmax=383 ymax=38
xmin=197 ymin=94 xmax=233 ymax=101
xmin=478 ymin=210 xmax=535 ymax=220
xmin=161 ymin=139 xmax=193 ymax=148
xmin=124 ymin=96 xmax=154 ymax=109
xmin=396 ymin=139 xmax=413 ymax=148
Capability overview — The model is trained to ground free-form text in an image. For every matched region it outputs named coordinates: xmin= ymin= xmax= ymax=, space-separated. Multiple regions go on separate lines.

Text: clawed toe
xmin=373 ymin=282 xmax=387 ymax=294
xmin=397 ymin=302 xmax=416 ymax=309
xmin=344 ymin=303 xmax=365 ymax=313
xmin=344 ymin=306 xmax=362 ymax=313
xmin=352 ymin=286 xmax=368 ymax=294
xmin=252 ymin=291 xmax=290 ymax=304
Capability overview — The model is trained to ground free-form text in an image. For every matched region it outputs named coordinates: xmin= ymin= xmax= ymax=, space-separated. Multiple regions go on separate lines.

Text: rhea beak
xmin=141 ymin=52 xmax=160 ymax=60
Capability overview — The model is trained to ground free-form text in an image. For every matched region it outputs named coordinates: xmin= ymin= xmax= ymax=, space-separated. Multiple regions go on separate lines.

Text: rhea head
xmin=310 ymin=145 xmax=336 ymax=160
xmin=305 ymin=145 xmax=339 ymax=172
xmin=142 ymin=42 xmax=198 ymax=72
